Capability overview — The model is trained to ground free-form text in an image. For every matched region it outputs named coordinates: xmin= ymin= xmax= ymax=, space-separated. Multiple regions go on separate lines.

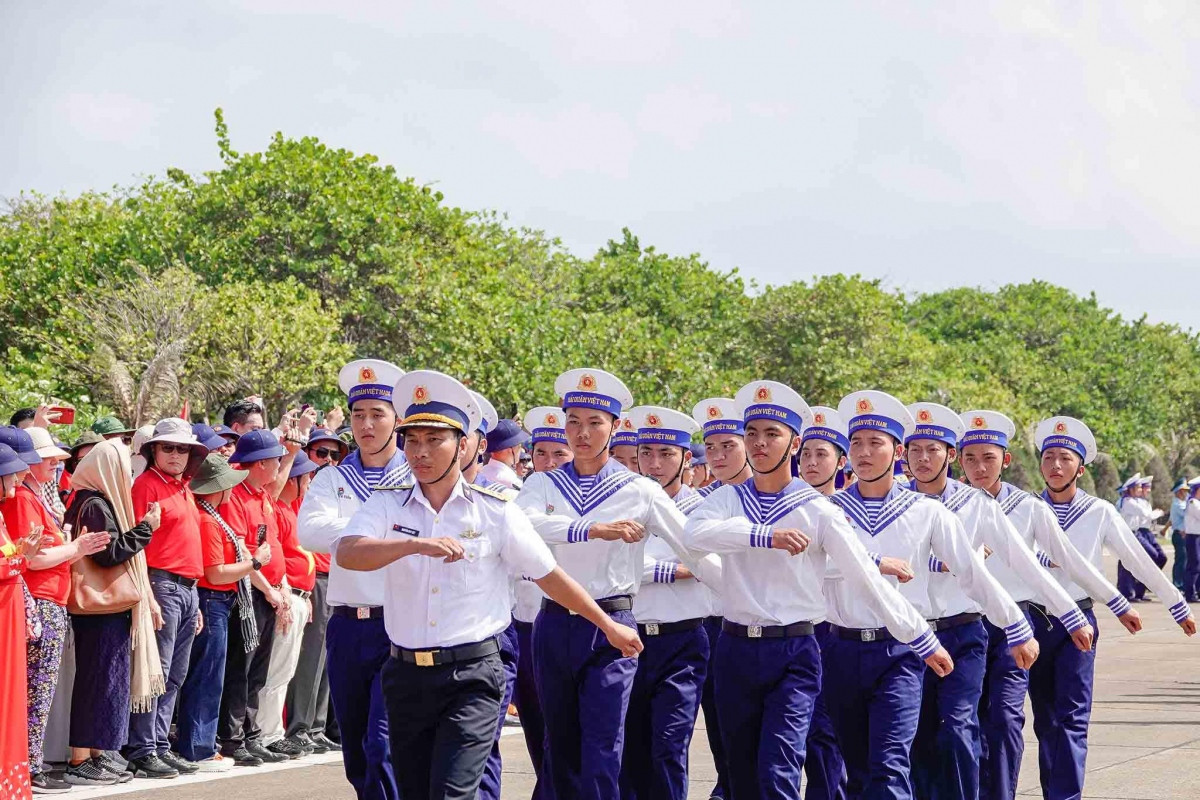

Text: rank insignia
xmin=459 ymin=528 xmax=482 ymax=540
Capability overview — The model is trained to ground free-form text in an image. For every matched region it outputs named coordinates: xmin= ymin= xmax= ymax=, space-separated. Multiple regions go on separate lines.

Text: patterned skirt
xmin=26 ymin=599 xmax=68 ymax=773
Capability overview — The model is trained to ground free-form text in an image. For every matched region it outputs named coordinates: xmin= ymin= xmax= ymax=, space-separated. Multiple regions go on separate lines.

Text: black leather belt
xmin=331 ymin=605 xmax=384 ymax=620
xmin=291 ymin=588 xmax=312 ymax=600
xmin=927 ymin=612 xmax=983 ymax=632
xmin=722 ymin=620 xmax=815 ymax=639
xmin=1030 ymin=597 xmax=1093 ymax=617
xmin=830 ymin=624 xmax=894 ymax=643
xmin=148 ymin=568 xmax=199 ymax=590
xmin=390 ymin=636 xmax=500 ymax=668
xmin=542 ymin=595 xmax=632 ymax=615
xmin=638 ymin=618 xmax=705 ymax=637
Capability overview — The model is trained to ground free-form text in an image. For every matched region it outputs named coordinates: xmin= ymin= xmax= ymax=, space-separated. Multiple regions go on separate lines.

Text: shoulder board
xmin=467 ymin=483 xmax=513 ymax=502
xmin=376 ymin=483 xmax=414 ymax=492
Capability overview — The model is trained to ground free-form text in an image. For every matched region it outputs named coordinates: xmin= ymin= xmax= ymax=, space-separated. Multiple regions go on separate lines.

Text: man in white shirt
xmin=297 ymin=359 xmax=409 ymax=800
xmin=1031 ymin=416 xmax=1195 ymax=800
xmin=480 ymin=420 xmax=529 ymax=491
xmin=685 ymin=382 xmax=951 ymax=800
xmin=336 ymin=370 xmax=639 ymax=800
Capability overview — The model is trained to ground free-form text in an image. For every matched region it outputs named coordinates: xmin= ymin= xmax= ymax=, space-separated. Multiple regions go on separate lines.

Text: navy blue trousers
xmin=701 ymin=616 xmax=732 ymax=799
xmin=715 ymin=631 xmax=822 ymax=800
xmin=1172 ymin=531 xmax=1187 ymax=589
xmin=512 ymin=620 xmax=550 ymax=800
xmin=535 ymin=606 xmax=639 ymax=800
xmin=177 ymin=589 xmax=234 ymax=762
xmin=620 ymin=624 xmax=709 ymax=800
xmin=1118 ymin=529 xmax=1168 ymax=600
xmin=912 ymin=619 xmax=988 ymax=800
xmin=1185 ymin=535 xmax=1200 ymax=601
xmin=978 ymin=614 xmax=1033 ymax=800
xmin=478 ymin=621 xmax=520 ymax=800
xmin=823 ymin=636 xmax=925 ymax=800
xmin=805 ymin=622 xmax=846 ymax=800
xmin=327 ymin=614 xmax=398 ymax=800
xmin=1028 ymin=608 xmax=1098 ymax=800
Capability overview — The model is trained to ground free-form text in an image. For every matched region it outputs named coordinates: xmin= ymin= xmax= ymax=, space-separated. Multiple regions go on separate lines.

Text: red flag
xmin=180 ymin=400 xmax=190 ymax=420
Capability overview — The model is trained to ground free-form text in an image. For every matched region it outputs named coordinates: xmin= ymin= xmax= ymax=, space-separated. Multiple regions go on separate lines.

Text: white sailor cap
xmin=393 ymin=370 xmax=480 ymax=434
xmin=469 ymin=391 xmax=498 ymax=436
xmin=905 ymin=402 xmax=965 ymax=448
xmin=554 ymin=368 xmax=633 ymax=419
xmin=1138 ymin=475 xmax=1154 ymax=486
xmin=523 ymin=406 xmax=567 ymax=445
xmin=1035 ymin=416 xmax=1097 ymax=465
xmin=735 ymin=380 xmax=811 ymax=436
xmin=959 ymin=410 xmax=1015 ymax=450
xmin=838 ymin=390 xmax=914 ymax=444
xmin=1119 ymin=473 xmax=1142 ymax=492
xmin=633 ymin=406 xmax=700 ymax=450
xmin=338 ymin=359 xmax=405 ymax=408
xmin=611 ymin=412 xmax=638 ymax=448
xmin=802 ymin=406 xmax=849 ymax=454
xmin=692 ymin=398 xmax=744 ymax=439
xmin=1187 ymin=475 xmax=1200 ymax=490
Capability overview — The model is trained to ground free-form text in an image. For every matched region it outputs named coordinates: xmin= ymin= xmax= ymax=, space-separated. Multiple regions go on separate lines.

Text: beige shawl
xmin=72 ymin=440 xmax=164 ymax=712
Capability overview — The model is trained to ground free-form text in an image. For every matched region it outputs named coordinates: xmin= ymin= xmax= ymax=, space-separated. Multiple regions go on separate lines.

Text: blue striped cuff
xmin=750 ymin=524 xmax=773 ymax=549
xmin=1058 ymin=607 xmax=1087 ymax=633
xmin=1106 ymin=595 xmax=1132 ymax=617
xmin=866 ymin=551 xmax=882 ymax=566
xmin=1170 ymin=600 xmax=1191 ymax=624
xmin=1005 ymin=617 xmax=1034 ymax=646
xmin=928 ymin=555 xmax=946 ymax=573
xmin=653 ymin=561 xmax=678 ymax=584
xmin=567 ymin=520 xmax=592 ymax=544
xmin=1037 ymin=551 xmax=1054 ymax=568
xmin=908 ymin=628 xmax=940 ymax=659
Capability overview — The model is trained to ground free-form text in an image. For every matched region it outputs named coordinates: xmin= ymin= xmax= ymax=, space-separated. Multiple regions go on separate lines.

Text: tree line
xmin=3 ymin=110 xmax=1198 ymax=505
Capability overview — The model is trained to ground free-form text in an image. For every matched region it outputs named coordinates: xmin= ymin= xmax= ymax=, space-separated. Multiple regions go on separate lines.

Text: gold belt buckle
xmin=645 ymin=623 xmax=660 ymax=636
xmin=356 ymin=607 xmax=371 ymax=620
xmin=414 ymin=651 xmax=435 ymax=667
xmin=747 ymin=625 xmax=763 ymax=638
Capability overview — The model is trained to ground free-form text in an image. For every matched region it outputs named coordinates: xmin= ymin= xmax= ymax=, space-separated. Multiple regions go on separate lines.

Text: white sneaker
xmin=195 ymin=754 xmax=234 ymax=773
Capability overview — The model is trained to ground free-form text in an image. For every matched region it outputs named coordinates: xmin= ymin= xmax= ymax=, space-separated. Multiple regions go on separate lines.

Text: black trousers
xmin=286 ymin=573 xmax=332 ymax=738
xmin=218 ymin=588 xmax=277 ymax=751
xmin=382 ymin=651 xmax=504 ymax=800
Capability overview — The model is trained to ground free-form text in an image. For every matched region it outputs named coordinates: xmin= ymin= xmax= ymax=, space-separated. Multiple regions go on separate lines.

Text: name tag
xmin=392 ymin=524 xmax=420 ymax=537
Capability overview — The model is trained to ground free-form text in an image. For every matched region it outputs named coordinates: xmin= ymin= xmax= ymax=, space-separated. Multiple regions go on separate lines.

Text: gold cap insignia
xmin=856 ymin=398 xmax=873 ymax=414
xmin=813 ymin=412 xmax=826 ymax=425
xmin=413 ymin=386 xmax=429 ymax=404
xmin=359 ymin=366 xmax=376 ymax=382
xmin=972 ymin=416 xmax=986 ymax=429
xmin=755 ymin=386 xmax=771 ymax=402
xmin=707 ymin=405 xmax=721 ymax=419
xmin=578 ymin=374 xmax=597 ymax=391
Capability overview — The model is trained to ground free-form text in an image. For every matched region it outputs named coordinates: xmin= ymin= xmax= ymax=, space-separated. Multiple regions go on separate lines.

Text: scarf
xmin=24 ymin=475 xmax=66 ymax=525
xmin=71 ymin=440 xmax=164 ymax=713
xmin=197 ymin=499 xmax=259 ymax=652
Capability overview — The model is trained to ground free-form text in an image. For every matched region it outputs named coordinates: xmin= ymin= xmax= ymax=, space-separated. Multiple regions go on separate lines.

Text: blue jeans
xmin=177 ymin=589 xmax=234 ymax=761
xmin=125 ymin=575 xmax=199 ymax=761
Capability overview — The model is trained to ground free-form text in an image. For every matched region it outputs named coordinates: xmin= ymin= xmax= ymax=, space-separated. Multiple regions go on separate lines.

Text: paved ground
xmin=71 ymin=552 xmax=1198 ymax=800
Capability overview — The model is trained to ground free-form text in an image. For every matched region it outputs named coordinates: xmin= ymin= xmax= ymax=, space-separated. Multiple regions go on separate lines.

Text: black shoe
xmin=244 ymin=741 xmax=288 ymax=763
xmin=31 ymin=772 xmax=71 ymax=794
xmin=286 ymin=734 xmax=316 ymax=755
xmin=92 ymin=755 xmax=133 ymax=784
xmin=127 ymin=755 xmax=179 ymax=779
xmin=311 ymin=732 xmax=341 ymax=752
xmin=159 ymin=751 xmax=199 ymax=774
xmin=226 ymin=747 xmax=263 ymax=767
xmin=266 ymin=739 xmax=303 ymax=760
xmin=63 ymin=761 xmax=118 ymax=786
xmin=297 ymin=732 xmax=326 ymax=754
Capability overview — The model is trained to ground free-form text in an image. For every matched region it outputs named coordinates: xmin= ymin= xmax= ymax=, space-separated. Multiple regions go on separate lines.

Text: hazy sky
xmin=3 ymin=2 xmax=1198 ymax=329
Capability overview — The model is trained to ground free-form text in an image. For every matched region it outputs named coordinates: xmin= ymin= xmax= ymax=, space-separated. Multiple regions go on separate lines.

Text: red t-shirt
xmin=1 ymin=487 xmax=66 ymax=604
xmin=197 ymin=512 xmax=239 ymax=593
xmin=275 ymin=500 xmax=316 ymax=592
xmin=220 ymin=481 xmax=285 ymax=586
xmin=133 ymin=469 xmax=203 ymax=579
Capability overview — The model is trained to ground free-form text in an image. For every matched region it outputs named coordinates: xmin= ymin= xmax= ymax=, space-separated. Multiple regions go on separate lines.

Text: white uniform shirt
xmin=928 ymin=480 xmax=1085 ymax=631
xmin=480 ymin=459 xmax=524 ymax=491
xmin=995 ymin=483 xmax=1127 ymax=617
xmin=337 ymin=477 xmax=556 ymax=649
xmin=516 ymin=459 xmax=695 ymax=600
xmin=1043 ymin=489 xmax=1190 ymax=625
xmin=826 ymin=483 xmax=1033 ymax=646
xmin=686 ymin=479 xmax=940 ymax=658
xmin=634 ymin=485 xmax=720 ymax=625
xmin=298 ymin=450 xmax=411 ymax=608
xmin=1121 ymin=496 xmax=1155 ymax=532
xmin=1187 ymin=497 xmax=1200 ymax=535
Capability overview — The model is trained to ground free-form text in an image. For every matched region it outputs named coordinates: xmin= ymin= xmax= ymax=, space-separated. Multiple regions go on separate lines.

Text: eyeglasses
xmin=156 ymin=444 xmax=192 ymax=455
xmin=311 ymin=448 xmax=340 ymax=460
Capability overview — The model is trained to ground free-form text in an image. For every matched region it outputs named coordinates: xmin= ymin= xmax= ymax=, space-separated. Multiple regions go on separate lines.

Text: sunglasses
xmin=156 ymin=444 xmax=192 ymax=455
xmin=311 ymin=448 xmax=341 ymax=459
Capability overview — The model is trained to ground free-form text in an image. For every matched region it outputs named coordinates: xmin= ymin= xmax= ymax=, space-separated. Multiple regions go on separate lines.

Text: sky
xmin=3 ymin=2 xmax=1198 ymax=329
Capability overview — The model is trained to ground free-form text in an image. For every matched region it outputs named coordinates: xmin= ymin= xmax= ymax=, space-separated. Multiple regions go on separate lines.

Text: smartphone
xmin=256 ymin=524 xmax=268 ymax=546
xmin=47 ymin=406 xmax=75 ymax=425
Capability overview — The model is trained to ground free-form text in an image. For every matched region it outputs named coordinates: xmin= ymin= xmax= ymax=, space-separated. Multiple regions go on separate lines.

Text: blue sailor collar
xmin=1039 ymin=486 xmax=1099 ymax=530
xmin=336 ymin=448 xmax=412 ymax=503
xmin=673 ymin=483 xmax=704 ymax=516
xmin=831 ymin=480 xmax=922 ymax=537
xmin=544 ymin=457 xmax=641 ymax=516
xmin=733 ymin=477 xmax=822 ymax=525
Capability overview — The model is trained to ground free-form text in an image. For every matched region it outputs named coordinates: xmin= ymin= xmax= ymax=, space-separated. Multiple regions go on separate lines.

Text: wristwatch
xmin=251 ymin=558 xmax=262 ymax=571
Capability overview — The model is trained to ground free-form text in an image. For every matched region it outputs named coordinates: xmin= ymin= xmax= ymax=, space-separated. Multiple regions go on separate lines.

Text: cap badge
xmin=578 ymin=374 xmax=597 ymax=391
xmin=707 ymin=405 xmax=721 ymax=419
xmin=856 ymin=398 xmax=873 ymax=414
xmin=1054 ymin=421 xmax=1068 ymax=434
xmin=412 ymin=386 xmax=429 ymax=404
xmin=646 ymin=413 xmax=661 ymax=427
xmin=755 ymin=386 xmax=771 ymax=402
xmin=544 ymin=412 xmax=558 ymax=426
xmin=917 ymin=409 xmax=932 ymax=423
xmin=622 ymin=418 xmax=634 ymax=430
xmin=972 ymin=416 xmax=986 ymax=429
xmin=359 ymin=366 xmax=376 ymax=382
xmin=813 ymin=412 xmax=826 ymax=425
